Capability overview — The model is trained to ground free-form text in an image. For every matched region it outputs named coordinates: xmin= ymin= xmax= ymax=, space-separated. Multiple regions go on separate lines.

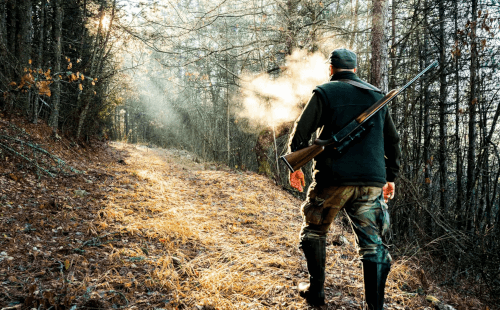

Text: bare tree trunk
xmin=43 ymin=0 xmax=52 ymax=69
xmin=222 ymin=18 xmax=230 ymax=164
xmin=3 ymin=0 xmax=18 ymax=112
xmin=370 ymin=0 xmax=389 ymax=91
xmin=492 ymin=157 xmax=500 ymax=231
xmin=33 ymin=0 xmax=45 ymax=124
xmin=389 ymin=0 xmax=397 ymax=119
xmin=423 ymin=67 xmax=432 ymax=223
xmin=466 ymin=0 xmax=478 ymax=231
xmin=50 ymin=0 xmax=62 ymax=134
xmin=0 ymin=1 xmax=7 ymax=100
xmin=19 ymin=0 xmax=33 ymax=117
xmin=283 ymin=0 xmax=298 ymax=55
xmin=438 ymin=0 xmax=448 ymax=214
xmin=348 ymin=0 xmax=360 ymax=50
xmin=421 ymin=3 xmax=432 ymax=231
xmin=124 ymin=107 xmax=129 ymax=140
xmin=479 ymin=148 xmax=490 ymax=232
xmin=6 ymin=0 xmax=17 ymax=69
xmin=0 ymin=1 xmax=6 ymax=49
xmin=454 ymin=0 xmax=464 ymax=228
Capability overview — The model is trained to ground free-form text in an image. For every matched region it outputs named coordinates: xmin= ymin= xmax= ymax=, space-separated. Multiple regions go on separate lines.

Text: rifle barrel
xmin=397 ymin=60 xmax=438 ymax=97
xmin=354 ymin=60 xmax=438 ymax=126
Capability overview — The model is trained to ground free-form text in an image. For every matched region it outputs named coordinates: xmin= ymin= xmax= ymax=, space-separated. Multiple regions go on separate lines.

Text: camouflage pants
xmin=299 ymin=183 xmax=391 ymax=264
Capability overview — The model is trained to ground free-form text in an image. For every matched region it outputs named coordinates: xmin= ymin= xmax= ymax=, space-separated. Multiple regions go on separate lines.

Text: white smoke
xmin=237 ymin=49 xmax=330 ymax=129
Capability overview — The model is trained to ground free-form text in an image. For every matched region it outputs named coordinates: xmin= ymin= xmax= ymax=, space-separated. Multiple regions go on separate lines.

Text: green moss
xmin=257 ymin=160 xmax=273 ymax=178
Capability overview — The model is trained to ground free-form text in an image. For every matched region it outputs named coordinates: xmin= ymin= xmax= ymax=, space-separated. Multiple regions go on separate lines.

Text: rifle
xmin=281 ymin=60 xmax=438 ymax=173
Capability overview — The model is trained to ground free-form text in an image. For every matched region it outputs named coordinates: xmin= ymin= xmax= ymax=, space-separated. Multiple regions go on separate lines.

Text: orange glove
xmin=383 ymin=182 xmax=395 ymax=203
xmin=290 ymin=169 xmax=306 ymax=192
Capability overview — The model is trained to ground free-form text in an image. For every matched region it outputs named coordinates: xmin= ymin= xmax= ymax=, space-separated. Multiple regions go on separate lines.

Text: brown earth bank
xmin=0 ymin=116 xmax=492 ymax=310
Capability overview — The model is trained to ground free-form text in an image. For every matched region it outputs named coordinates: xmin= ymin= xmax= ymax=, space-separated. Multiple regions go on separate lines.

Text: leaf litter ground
xmin=0 ymin=120 xmax=490 ymax=310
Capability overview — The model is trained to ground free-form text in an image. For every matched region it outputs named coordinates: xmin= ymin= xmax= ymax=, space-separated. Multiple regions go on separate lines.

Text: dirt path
xmin=100 ymin=143 xmax=369 ymax=310
xmin=1 ymin=139 xmax=470 ymax=310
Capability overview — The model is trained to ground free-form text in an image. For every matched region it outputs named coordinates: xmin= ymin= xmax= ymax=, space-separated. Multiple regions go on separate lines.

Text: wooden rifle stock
xmin=280 ymin=139 xmax=329 ymax=172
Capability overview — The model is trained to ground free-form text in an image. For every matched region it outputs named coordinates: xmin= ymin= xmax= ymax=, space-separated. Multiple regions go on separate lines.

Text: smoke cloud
xmin=237 ymin=49 xmax=330 ymax=129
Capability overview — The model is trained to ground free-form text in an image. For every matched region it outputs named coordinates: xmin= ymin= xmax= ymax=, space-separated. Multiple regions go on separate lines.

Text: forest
xmin=1 ymin=0 xmax=500 ymax=307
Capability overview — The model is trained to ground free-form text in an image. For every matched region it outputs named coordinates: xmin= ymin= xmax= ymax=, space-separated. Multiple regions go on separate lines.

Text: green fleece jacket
xmin=288 ymin=71 xmax=401 ymax=187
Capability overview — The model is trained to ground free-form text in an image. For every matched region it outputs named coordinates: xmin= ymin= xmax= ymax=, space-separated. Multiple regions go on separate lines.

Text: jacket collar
xmin=330 ymin=71 xmax=359 ymax=82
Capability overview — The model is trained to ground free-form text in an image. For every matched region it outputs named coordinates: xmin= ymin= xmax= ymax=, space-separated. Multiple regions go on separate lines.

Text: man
xmin=287 ymin=48 xmax=401 ymax=309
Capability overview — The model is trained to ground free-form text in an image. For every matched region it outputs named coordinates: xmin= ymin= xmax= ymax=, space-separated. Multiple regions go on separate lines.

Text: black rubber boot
xmin=298 ymin=234 xmax=326 ymax=306
xmin=362 ymin=260 xmax=391 ymax=310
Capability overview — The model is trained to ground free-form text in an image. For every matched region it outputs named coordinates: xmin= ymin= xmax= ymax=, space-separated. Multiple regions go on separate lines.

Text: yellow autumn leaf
xmin=67 ymin=62 xmax=72 ymax=69
xmin=78 ymin=84 xmax=83 ymax=91
xmin=29 ymin=59 xmax=32 ymax=65
xmin=19 ymin=73 xmax=35 ymax=88
xmin=426 ymin=295 xmax=439 ymax=303
xmin=37 ymin=81 xmax=52 ymax=97
xmin=64 ymin=259 xmax=70 ymax=270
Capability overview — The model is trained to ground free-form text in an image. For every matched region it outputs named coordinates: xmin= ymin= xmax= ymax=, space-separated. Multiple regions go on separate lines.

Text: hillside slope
xmin=0 ymin=121 xmax=487 ymax=309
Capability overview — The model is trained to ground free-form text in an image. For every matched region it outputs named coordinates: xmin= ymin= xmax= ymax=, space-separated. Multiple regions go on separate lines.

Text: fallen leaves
xmin=0 ymin=118 xmax=492 ymax=309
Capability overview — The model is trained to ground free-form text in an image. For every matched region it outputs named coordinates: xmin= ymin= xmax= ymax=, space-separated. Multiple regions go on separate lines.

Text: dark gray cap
xmin=328 ymin=48 xmax=357 ymax=69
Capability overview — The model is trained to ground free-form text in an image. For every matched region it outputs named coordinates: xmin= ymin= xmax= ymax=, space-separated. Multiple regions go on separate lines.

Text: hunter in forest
xmin=287 ymin=48 xmax=401 ymax=309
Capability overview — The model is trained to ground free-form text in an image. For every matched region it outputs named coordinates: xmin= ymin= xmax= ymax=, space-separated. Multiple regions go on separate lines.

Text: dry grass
xmin=94 ymin=142 xmax=476 ymax=310
xmin=99 ymin=143 xmax=307 ymax=309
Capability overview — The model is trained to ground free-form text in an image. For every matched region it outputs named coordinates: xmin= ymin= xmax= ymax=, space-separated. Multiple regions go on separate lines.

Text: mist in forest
xmin=237 ymin=49 xmax=330 ymax=130
xmin=122 ymin=51 xmax=182 ymax=132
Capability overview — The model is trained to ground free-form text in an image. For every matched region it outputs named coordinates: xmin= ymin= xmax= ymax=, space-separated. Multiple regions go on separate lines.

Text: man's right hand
xmin=290 ymin=169 xmax=306 ymax=192
xmin=383 ymin=182 xmax=395 ymax=203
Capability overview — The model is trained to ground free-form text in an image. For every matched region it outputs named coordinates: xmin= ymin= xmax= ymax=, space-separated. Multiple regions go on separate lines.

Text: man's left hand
xmin=383 ymin=182 xmax=395 ymax=203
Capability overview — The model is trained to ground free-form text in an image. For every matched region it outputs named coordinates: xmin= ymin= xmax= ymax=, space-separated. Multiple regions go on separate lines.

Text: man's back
xmin=291 ymin=70 xmax=400 ymax=188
